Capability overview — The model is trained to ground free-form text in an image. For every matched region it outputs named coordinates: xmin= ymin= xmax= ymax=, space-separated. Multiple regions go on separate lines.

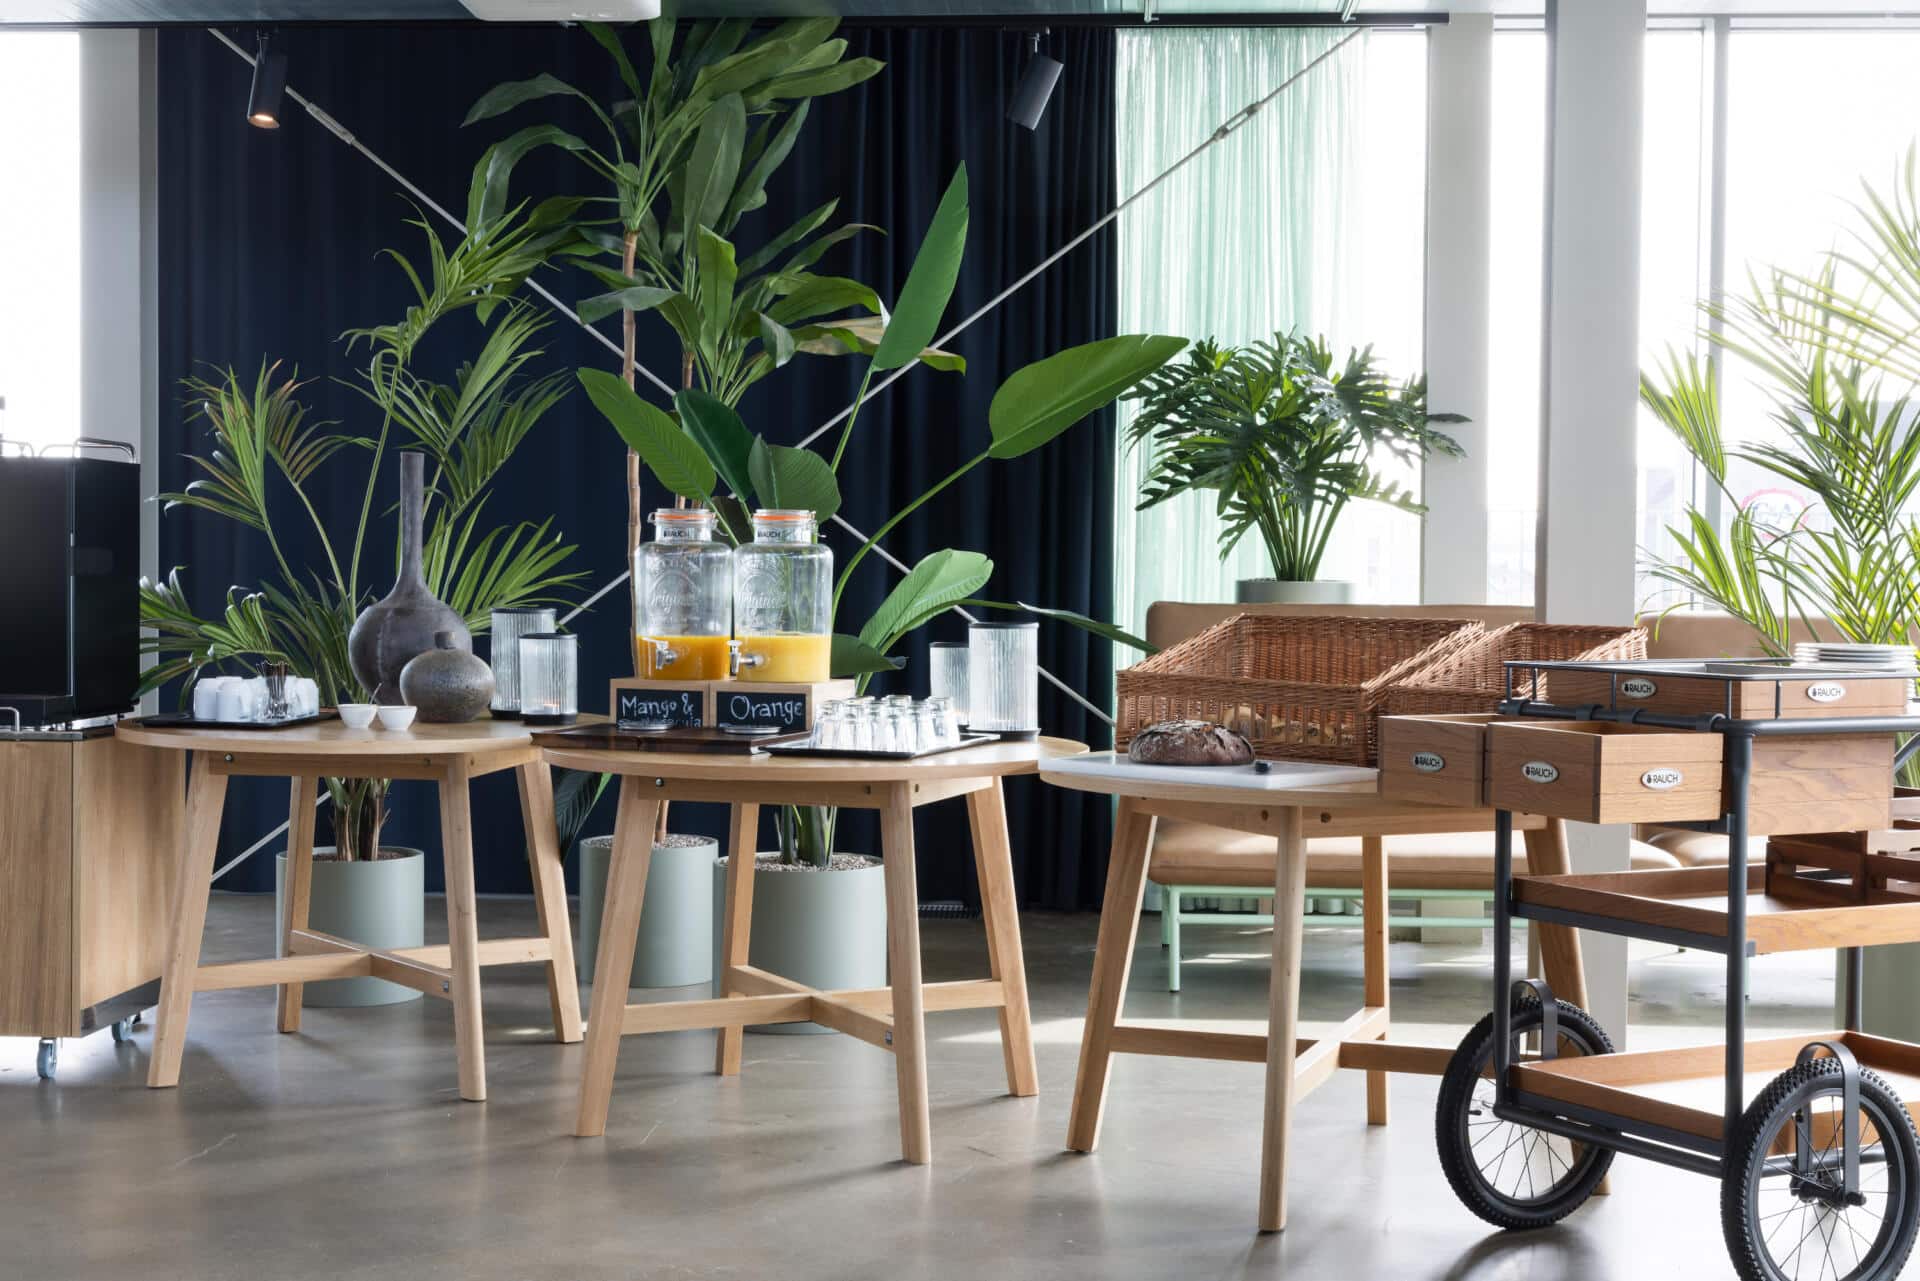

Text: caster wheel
xmin=1435 ymin=995 xmax=1616 ymax=1230
xmin=111 ymin=1017 xmax=134 ymax=1044
xmin=131 ymin=1011 xmax=144 ymax=1027
xmin=35 ymin=1040 xmax=57 ymax=1081
xmin=1723 ymin=1056 xmax=1920 ymax=1281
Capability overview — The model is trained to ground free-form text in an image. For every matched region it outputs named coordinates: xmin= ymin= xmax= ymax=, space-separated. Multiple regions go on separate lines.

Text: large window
xmin=0 ymin=33 xmax=81 ymax=451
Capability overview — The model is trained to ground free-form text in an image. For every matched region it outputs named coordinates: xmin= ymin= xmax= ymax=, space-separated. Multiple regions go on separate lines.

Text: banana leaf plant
xmin=577 ymin=163 xmax=1183 ymax=865
xmin=140 ymin=201 xmax=589 ymax=861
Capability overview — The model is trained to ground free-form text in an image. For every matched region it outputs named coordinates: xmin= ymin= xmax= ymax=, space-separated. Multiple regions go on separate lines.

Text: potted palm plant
xmin=1124 ymin=333 xmax=1465 ymax=604
xmin=141 ymin=195 xmax=587 ymax=1006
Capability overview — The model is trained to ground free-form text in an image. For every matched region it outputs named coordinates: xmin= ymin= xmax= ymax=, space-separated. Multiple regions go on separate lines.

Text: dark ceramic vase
xmin=348 ymin=452 xmax=470 ymax=703
xmin=400 ymin=632 xmax=495 ymax=723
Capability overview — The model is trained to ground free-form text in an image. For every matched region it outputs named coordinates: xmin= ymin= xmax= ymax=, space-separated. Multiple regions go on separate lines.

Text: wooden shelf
xmin=1512 ymin=1031 xmax=1920 ymax=1144
xmin=1513 ymin=865 xmax=1920 ymax=955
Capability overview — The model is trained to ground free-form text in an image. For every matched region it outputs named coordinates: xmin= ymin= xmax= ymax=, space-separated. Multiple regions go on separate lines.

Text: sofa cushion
xmin=1636 ymin=826 xmax=1767 ymax=868
xmin=1149 ymin=817 xmax=1683 ymax=890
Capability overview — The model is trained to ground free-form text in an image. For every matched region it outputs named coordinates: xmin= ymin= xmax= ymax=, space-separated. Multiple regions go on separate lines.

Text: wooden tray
xmin=528 ymin=724 xmax=809 ymax=754
xmin=133 ymin=710 xmax=337 ymax=732
xmin=1514 ymin=864 xmax=1920 ymax=954
xmin=1512 ymin=1030 xmax=1920 ymax=1145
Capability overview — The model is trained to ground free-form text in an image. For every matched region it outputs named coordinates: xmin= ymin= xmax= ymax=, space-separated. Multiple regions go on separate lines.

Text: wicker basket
xmin=1115 ymin=614 xmax=1485 ymax=765
xmin=1379 ymin=622 xmax=1648 ymax=717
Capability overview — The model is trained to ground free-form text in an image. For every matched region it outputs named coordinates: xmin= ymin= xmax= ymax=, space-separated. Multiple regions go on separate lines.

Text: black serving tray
xmin=529 ymin=723 xmax=811 ymax=754
xmin=763 ymin=734 xmax=1000 ymax=761
xmin=132 ymin=710 xmax=338 ymax=732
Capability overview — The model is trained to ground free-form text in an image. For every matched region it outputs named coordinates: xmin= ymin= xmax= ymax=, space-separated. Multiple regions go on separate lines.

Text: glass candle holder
xmin=929 ymin=641 xmax=970 ymax=724
xmin=966 ymin=622 xmax=1039 ymax=738
xmin=490 ymin=607 xmax=556 ymax=716
xmin=517 ymin=632 xmax=578 ymax=724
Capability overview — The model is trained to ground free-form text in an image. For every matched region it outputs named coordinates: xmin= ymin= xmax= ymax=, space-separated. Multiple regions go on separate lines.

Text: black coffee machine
xmin=0 ymin=440 xmax=140 ymax=728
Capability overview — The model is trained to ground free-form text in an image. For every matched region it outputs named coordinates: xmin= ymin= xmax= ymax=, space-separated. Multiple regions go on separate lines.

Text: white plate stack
xmin=1791 ymin=642 xmax=1919 ymax=674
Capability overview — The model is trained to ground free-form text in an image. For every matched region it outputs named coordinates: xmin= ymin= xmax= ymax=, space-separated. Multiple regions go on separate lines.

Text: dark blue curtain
xmin=157 ymin=23 xmax=1118 ymax=910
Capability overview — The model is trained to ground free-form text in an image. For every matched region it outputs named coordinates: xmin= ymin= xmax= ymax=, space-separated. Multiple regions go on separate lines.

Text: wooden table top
xmin=116 ymin=715 xmax=542 ymax=758
xmin=542 ymin=735 xmax=1087 ymax=782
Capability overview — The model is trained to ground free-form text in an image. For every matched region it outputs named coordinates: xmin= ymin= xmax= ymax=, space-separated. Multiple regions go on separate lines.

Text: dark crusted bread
xmin=1127 ymin=720 xmax=1255 ymax=766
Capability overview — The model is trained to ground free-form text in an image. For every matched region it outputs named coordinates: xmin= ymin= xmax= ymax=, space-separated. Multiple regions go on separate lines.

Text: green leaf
xmin=757 ymin=313 xmax=797 ymax=369
xmin=793 ymin=316 xmax=965 ymax=373
xmin=765 ymin=275 xmax=882 ymax=327
xmin=989 ymin=334 xmax=1189 ymax=459
xmin=464 ymin=72 xmax=590 ymax=127
xmin=755 ymin=57 xmax=885 ymax=103
xmin=675 ymin=389 xmax=755 ymax=499
xmin=681 ymin=92 xmax=745 ymax=248
xmin=577 ymin=369 xmax=715 ymax=502
xmin=695 ymin=228 xmax=738 ymax=356
xmin=966 ymin=598 xmax=1157 ymax=654
xmin=709 ymin=493 xmax=752 ymax=545
xmin=857 ymin=549 xmax=993 ymax=653
xmin=748 ymin=436 xmax=841 ymax=521
xmin=739 ymin=200 xmax=838 ymax=276
xmin=578 ymin=284 xmax=676 ymax=326
xmin=873 ymin=166 xmax=968 ymax=372
xmin=831 ymin=633 xmax=906 ymax=678
xmin=723 ymin=98 xmax=809 ymax=232
xmin=475 ymin=124 xmax=590 ymax=233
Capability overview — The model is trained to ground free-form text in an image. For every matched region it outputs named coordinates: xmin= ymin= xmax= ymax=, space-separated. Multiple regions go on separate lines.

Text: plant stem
xmin=346 ymin=379 xmax=396 ymax=610
xmin=623 ymin=229 xmax=644 ymax=678
xmin=832 ymin=449 xmax=989 ymax=612
xmin=829 ymin=365 xmax=875 ymax=473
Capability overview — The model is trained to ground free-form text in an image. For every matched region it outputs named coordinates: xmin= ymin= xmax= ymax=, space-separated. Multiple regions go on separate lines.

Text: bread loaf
xmin=1127 ymin=720 xmax=1255 ymax=766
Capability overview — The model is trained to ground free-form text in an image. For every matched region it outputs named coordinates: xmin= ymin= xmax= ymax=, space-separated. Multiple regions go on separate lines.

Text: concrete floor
xmin=0 ymin=896 xmax=1854 ymax=1281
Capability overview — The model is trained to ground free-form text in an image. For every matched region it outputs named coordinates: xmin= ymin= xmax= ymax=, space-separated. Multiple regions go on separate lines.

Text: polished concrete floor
xmin=0 ymin=896 xmax=1852 ymax=1281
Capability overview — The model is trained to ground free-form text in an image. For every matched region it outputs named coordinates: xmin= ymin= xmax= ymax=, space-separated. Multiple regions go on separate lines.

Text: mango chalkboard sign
xmin=610 ymin=680 xmax=708 ymax=730
xmin=715 ymin=686 xmax=813 ymax=734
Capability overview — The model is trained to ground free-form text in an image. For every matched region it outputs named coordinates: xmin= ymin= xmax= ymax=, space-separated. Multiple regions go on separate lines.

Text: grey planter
xmin=577 ymin=833 xmax=717 ymax=988
xmin=1235 ymin=578 xmax=1355 ymax=605
xmin=712 ymin=853 xmax=887 ymax=1035
xmin=274 ymin=847 xmax=424 ymax=1007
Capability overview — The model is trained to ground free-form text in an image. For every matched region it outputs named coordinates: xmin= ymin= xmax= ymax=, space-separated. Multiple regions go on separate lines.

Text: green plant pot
xmin=274 ymin=847 xmax=424 ymax=1007
xmin=712 ymin=853 xmax=887 ymax=1035
xmin=576 ymin=833 xmax=717 ymax=988
xmin=1235 ymin=578 xmax=1354 ymax=605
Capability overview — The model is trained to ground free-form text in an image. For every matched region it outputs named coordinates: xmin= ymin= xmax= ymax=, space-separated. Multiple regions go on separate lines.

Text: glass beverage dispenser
xmin=731 ymin=509 xmax=831 ymax=682
xmin=634 ymin=508 xmax=732 ymax=680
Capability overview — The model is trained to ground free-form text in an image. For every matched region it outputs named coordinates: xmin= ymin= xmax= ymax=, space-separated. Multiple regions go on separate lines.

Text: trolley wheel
xmin=35 ymin=1039 xmax=57 ymax=1081
xmin=1722 ymin=1056 xmax=1920 ymax=1281
xmin=110 ymin=1017 xmax=134 ymax=1044
xmin=1435 ymin=995 xmax=1616 ymax=1230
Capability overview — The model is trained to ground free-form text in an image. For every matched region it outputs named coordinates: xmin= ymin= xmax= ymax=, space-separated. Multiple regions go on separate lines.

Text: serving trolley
xmin=1391 ymin=658 xmax=1920 ymax=1281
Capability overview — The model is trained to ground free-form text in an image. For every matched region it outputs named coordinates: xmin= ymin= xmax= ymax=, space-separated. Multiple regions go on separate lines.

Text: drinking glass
xmin=913 ymin=703 xmax=940 ymax=751
xmin=491 ymin=607 xmax=556 ymax=716
xmin=518 ymin=633 xmax=578 ymax=724
xmin=929 ymin=641 xmax=970 ymax=724
xmin=926 ymin=696 xmax=957 ymax=746
xmin=966 ymin=621 xmax=1039 ymax=737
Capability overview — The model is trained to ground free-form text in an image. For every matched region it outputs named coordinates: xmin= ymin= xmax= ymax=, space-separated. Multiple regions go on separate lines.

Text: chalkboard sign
xmin=613 ymin=684 xmax=707 ymax=730
xmin=716 ymin=686 xmax=813 ymax=734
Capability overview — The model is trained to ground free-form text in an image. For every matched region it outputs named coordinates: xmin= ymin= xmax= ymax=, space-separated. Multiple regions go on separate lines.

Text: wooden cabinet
xmin=0 ymin=734 xmax=182 ymax=1039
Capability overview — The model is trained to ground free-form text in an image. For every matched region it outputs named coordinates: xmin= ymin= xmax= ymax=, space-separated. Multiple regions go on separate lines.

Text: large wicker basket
xmin=1115 ymin=614 xmax=1485 ymax=765
xmin=1379 ymin=621 xmax=1647 ymax=717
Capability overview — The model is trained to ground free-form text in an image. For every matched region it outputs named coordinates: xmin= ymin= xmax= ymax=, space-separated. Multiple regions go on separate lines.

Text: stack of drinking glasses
xmin=807 ymin=694 xmax=964 ymax=755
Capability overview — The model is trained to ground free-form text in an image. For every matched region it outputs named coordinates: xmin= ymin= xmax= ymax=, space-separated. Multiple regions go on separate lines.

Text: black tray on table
xmin=132 ymin=710 xmax=338 ymax=731
xmin=763 ymin=734 xmax=1000 ymax=761
xmin=529 ymin=723 xmax=811 ymax=754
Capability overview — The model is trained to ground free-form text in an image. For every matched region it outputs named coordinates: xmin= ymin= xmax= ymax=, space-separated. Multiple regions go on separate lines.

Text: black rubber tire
xmin=1722 ymin=1057 xmax=1920 ymax=1281
xmin=1435 ymin=996 xmax=1616 ymax=1230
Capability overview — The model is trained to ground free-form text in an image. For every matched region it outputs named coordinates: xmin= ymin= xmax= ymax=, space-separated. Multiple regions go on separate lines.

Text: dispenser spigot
xmin=643 ymin=636 xmax=680 ymax=670
xmin=728 ymin=639 xmax=766 ymax=678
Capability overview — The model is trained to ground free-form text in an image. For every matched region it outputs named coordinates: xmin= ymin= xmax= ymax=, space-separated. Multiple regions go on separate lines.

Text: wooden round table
xmin=541 ymin=735 xmax=1086 ymax=1164
xmin=118 ymin=717 xmax=582 ymax=1101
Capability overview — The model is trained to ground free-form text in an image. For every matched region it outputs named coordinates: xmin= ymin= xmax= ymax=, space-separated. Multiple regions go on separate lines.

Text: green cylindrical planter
xmin=712 ymin=853 xmax=888 ymax=1035
xmin=274 ymin=847 xmax=424 ymax=1007
xmin=577 ymin=834 xmax=717 ymax=988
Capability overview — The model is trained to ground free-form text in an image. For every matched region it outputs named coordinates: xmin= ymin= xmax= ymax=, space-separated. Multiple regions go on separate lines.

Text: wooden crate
xmin=1486 ymin=720 xmax=1725 ymax=824
xmin=1743 ymin=734 xmax=1894 ymax=836
xmin=1547 ymin=667 xmax=1911 ymax=720
xmin=1377 ymin=712 xmax=1502 ymax=808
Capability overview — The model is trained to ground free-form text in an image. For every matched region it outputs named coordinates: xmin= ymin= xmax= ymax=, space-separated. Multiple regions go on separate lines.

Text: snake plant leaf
xmin=858 ymin=549 xmax=993 ymax=654
xmin=681 ymin=93 xmax=745 ymax=249
xmin=577 ymin=369 xmax=715 ymax=502
xmin=873 ymin=166 xmax=968 ymax=371
xmin=988 ymin=334 xmax=1189 ymax=459
xmin=831 ymin=633 xmax=906 ymax=677
xmin=676 ymin=389 xmax=755 ymax=500
xmin=748 ymin=435 xmax=841 ymax=521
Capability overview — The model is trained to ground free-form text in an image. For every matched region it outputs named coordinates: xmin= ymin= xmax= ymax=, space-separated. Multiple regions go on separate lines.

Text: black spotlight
xmin=1007 ymin=31 xmax=1062 ymax=131
xmin=247 ymin=30 xmax=287 ymax=129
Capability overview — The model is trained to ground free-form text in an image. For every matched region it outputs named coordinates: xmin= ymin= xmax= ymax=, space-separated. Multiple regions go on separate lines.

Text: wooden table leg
xmin=148 ymin=753 xmax=229 ymax=1088
xmin=438 ymin=758 xmax=487 ymax=1102
xmin=276 ymin=775 xmax=318 ymax=1034
xmin=517 ymin=760 xmax=583 ymax=1044
xmin=1523 ymin=819 xmax=1589 ymax=1011
xmin=576 ymin=777 xmax=661 ymax=1137
xmin=1065 ymin=797 xmax=1156 ymax=1153
xmin=713 ymin=801 xmax=760 ymax=1077
xmin=881 ymin=783 xmax=932 ymax=1165
xmin=967 ymin=779 xmax=1037 ymax=1098
xmin=1361 ymin=832 xmax=1388 ymax=1126
xmin=1259 ymin=806 xmax=1308 ymax=1233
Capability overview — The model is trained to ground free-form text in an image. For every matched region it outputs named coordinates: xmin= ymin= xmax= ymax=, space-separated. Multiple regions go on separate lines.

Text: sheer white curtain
xmin=1112 ymin=28 xmax=1429 ymax=637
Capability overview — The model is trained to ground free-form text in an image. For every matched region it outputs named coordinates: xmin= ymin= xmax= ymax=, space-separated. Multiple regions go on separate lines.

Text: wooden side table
xmin=1040 ymin=752 xmax=1588 ymax=1232
xmin=542 ymin=736 xmax=1085 ymax=1164
xmin=116 ymin=718 xmax=583 ymax=1101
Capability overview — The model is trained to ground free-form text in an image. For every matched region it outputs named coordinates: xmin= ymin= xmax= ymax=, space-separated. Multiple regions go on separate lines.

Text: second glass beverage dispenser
xmin=730 ymin=509 xmax=831 ymax=682
xmin=633 ymin=508 xmax=732 ymax=680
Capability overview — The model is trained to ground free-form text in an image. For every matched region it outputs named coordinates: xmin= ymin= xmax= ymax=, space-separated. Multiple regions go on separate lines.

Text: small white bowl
xmin=375 ymin=704 xmax=417 ymax=731
xmin=337 ymin=703 xmax=378 ymax=729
